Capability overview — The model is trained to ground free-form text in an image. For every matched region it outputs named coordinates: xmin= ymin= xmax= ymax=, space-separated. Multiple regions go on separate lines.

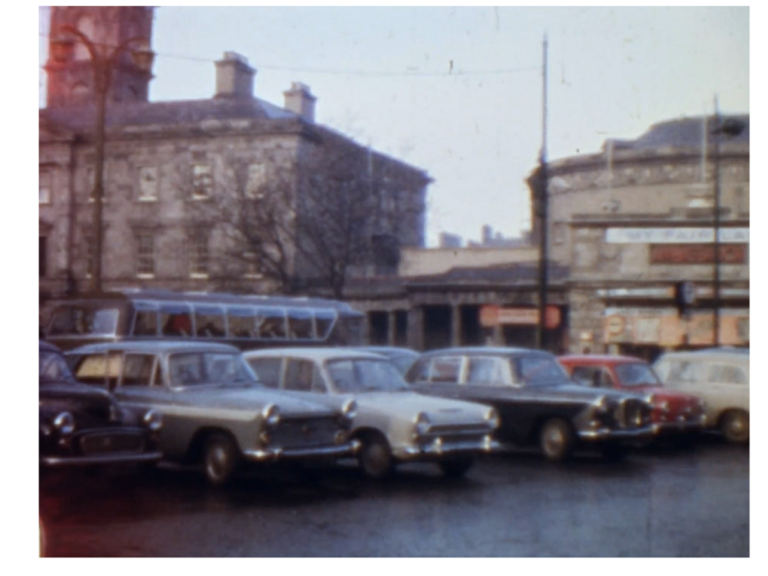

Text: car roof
xmin=559 ymin=354 xmax=646 ymax=365
xmin=419 ymin=346 xmax=549 ymax=357
xmin=351 ymin=346 xmax=419 ymax=357
xmin=66 ymin=340 xmax=240 ymax=355
xmin=39 ymin=340 xmax=62 ymax=354
xmin=244 ymin=347 xmax=385 ymax=362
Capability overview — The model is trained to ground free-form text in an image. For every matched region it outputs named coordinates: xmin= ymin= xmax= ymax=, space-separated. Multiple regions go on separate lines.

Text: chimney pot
xmin=283 ymin=82 xmax=317 ymax=123
xmin=215 ymin=51 xmax=255 ymax=99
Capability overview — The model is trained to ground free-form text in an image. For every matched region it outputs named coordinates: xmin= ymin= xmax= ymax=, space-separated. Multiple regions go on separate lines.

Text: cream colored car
xmin=244 ymin=348 xmax=500 ymax=479
xmin=653 ymin=349 xmax=749 ymax=443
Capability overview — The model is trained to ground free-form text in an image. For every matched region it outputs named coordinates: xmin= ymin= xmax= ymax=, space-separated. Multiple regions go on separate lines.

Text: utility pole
xmin=535 ymin=34 xmax=549 ymax=349
xmin=712 ymin=96 xmax=722 ymax=346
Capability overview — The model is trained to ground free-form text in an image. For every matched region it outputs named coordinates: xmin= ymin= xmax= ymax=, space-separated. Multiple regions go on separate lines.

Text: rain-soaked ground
xmin=40 ymin=437 xmax=748 ymax=557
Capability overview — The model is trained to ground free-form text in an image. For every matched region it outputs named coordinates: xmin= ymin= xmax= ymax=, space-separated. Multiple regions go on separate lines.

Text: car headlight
xmin=262 ymin=404 xmax=280 ymax=427
xmin=414 ymin=412 xmax=431 ymax=436
xmin=341 ymin=399 xmax=358 ymax=422
xmin=53 ymin=411 xmax=75 ymax=436
xmin=143 ymin=409 xmax=163 ymax=432
xmin=485 ymin=408 xmax=500 ymax=430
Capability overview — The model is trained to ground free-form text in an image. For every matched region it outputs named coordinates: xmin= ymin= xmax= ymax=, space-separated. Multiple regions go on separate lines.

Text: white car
xmin=653 ymin=348 xmax=749 ymax=443
xmin=244 ymin=348 xmax=500 ymax=479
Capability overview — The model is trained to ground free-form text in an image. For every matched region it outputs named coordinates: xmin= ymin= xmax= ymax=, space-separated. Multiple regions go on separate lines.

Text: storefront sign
xmin=606 ymin=227 xmax=749 ymax=244
xmin=650 ymin=244 xmax=747 ymax=264
xmin=480 ymin=305 xmax=561 ymax=328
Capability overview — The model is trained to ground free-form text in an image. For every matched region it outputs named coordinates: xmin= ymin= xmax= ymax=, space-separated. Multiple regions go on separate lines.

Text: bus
xmin=44 ymin=289 xmax=364 ymax=351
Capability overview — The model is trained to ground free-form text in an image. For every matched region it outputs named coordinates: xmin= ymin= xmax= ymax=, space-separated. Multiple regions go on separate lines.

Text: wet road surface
xmin=40 ymin=438 xmax=748 ymax=557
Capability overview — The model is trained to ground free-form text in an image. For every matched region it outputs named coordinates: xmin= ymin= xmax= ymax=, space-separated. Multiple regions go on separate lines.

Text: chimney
xmin=283 ymin=82 xmax=316 ymax=123
xmin=215 ymin=52 xmax=255 ymax=99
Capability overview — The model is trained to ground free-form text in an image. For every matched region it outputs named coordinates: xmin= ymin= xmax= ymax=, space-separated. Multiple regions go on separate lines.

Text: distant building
xmin=438 ymin=232 xmax=463 ymax=249
xmin=467 ymin=225 xmax=531 ymax=248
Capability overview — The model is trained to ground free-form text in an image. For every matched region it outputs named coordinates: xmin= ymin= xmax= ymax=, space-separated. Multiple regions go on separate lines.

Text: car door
xmin=114 ymin=352 xmax=170 ymax=412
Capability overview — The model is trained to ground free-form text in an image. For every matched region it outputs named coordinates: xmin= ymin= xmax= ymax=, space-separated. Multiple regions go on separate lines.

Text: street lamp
xmin=711 ymin=97 xmax=746 ymax=346
xmin=50 ymin=26 xmax=154 ymax=293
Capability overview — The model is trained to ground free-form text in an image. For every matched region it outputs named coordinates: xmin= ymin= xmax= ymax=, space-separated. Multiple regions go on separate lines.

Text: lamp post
xmin=50 ymin=26 xmax=154 ymax=294
xmin=710 ymin=98 xmax=746 ymax=346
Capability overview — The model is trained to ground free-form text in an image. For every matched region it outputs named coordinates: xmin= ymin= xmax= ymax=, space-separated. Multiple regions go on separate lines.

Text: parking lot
xmin=40 ymin=437 xmax=748 ymax=557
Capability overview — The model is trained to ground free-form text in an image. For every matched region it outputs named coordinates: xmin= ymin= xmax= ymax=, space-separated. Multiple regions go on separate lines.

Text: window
xmin=315 ymin=310 xmax=336 ymax=340
xmin=514 ymin=355 xmax=569 ymax=387
xmin=467 ymin=357 xmax=513 ymax=386
xmin=189 ymin=234 xmax=209 ymax=277
xmin=39 ymin=236 xmax=47 ymax=278
xmin=39 ymin=172 xmax=51 ymax=204
xmin=288 ymin=308 xmax=314 ymax=340
xmin=48 ymin=307 xmax=120 ymax=337
xmin=248 ymin=358 xmax=283 ymax=389
xmin=194 ymin=306 xmax=226 ymax=338
xmin=666 ymin=361 xmax=706 ymax=384
xmin=122 ymin=354 xmax=157 ymax=387
xmin=74 ymin=352 xmax=122 ymax=387
xmin=136 ymin=233 xmax=155 ymax=277
xmin=245 ymin=163 xmax=266 ymax=199
xmin=132 ymin=306 xmax=159 ymax=336
xmin=138 ymin=166 xmax=159 ymax=201
xmin=160 ymin=305 xmax=193 ymax=337
xmin=430 ymin=357 xmax=462 ymax=384
xmin=227 ymin=307 xmax=257 ymax=338
xmin=192 ymin=164 xmax=213 ymax=199
xmin=571 ymin=366 xmax=614 ymax=389
xmin=256 ymin=308 xmax=287 ymax=339
xmin=285 ymin=359 xmax=317 ymax=392
xmin=709 ymin=364 xmax=748 ymax=385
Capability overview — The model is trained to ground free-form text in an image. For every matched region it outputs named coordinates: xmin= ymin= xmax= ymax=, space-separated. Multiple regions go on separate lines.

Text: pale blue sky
xmin=39 ymin=6 xmax=750 ymax=246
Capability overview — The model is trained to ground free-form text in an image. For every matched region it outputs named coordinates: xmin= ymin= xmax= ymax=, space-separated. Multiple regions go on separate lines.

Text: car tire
xmin=539 ymin=418 xmax=574 ymax=462
xmin=358 ymin=433 xmax=394 ymax=480
xmin=439 ymin=457 xmax=474 ymax=479
xmin=720 ymin=410 xmax=749 ymax=444
xmin=203 ymin=433 xmax=240 ymax=487
xmin=600 ymin=442 xmax=627 ymax=462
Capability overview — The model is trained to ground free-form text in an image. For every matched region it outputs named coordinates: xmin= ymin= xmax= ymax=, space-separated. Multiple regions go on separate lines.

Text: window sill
xmin=190 ymin=273 xmax=209 ymax=279
xmin=190 ymin=195 xmax=211 ymax=202
xmin=137 ymin=197 xmax=158 ymax=203
xmin=136 ymin=273 xmax=155 ymax=279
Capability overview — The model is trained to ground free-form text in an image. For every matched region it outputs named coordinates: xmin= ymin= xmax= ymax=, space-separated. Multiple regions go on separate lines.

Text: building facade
xmin=535 ymin=115 xmax=750 ymax=359
xmin=39 ymin=6 xmax=430 ymax=310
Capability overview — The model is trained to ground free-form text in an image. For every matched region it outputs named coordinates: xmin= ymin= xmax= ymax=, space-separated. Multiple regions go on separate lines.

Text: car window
xmin=667 ymin=361 xmax=706 ymax=384
xmin=430 ymin=357 xmax=462 ymax=383
xmin=122 ymin=354 xmax=157 ymax=387
xmin=248 ymin=358 xmax=283 ymax=389
xmin=467 ymin=357 xmax=513 ymax=386
xmin=194 ymin=306 xmax=226 ymax=338
xmin=406 ymin=359 xmax=430 ymax=383
xmin=39 ymin=351 xmax=76 ymax=383
xmin=614 ymin=363 xmax=659 ymax=387
xmin=167 ymin=352 xmax=257 ymax=387
xmin=514 ymin=355 xmax=570 ymax=387
xmin=571 ymin=366 xmax=602 ymax=388
xmin=285 ymin=359 xmax=324 ymax=392
xmin=709 ymin=363 xmax=748 ymax=385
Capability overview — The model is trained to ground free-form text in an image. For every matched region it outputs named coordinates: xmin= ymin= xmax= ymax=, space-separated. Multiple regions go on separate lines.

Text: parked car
xmin=65 ymin=341 xmax=360 ymax=485
xmin=558 ymin=354 xmax=706 ymax=443
xmin=351 ymin=346 xmax=420 ymax=375
xmin=653 ymin=348 xmax=749 ymax=444
xmin=243 ymin=348 xmax=500 ymax=479
xmin=39 ymin=341 xmax=163 ymax=469
xmin=405 ymin=347 xmax=655 ymax=462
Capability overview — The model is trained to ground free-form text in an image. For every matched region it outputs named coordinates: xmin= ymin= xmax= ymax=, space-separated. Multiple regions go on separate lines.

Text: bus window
xmin=160 ymin=304 xmax=193 ymax=337
xmin=257 ymin=308 xmax=287 ymax=339
xmin=194 ymin=306 xmax=226 ymax=338
xmin=227 ymin=307 xmax=257 ymax=339
xmin=131 ymin=303 xmax=158 ymax=336
xmin=288 ymin=308 xmax=314 ymax=340
xmin=314 ymin=309 xmax=337 ymax=341
xmin=48 ymin=306 xmax=119 ymax=337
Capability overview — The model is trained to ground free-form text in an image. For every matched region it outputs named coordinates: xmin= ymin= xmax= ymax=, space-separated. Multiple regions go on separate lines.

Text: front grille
xmin=614 ymin=399 xmax=651 ymax=429
xmin=270 ymin=416 xmax=339 ymax=448
xmin=79 ymin=431 xmax=145 ymax=456
xmin=428 ymin=423 xmax=490 ymax=436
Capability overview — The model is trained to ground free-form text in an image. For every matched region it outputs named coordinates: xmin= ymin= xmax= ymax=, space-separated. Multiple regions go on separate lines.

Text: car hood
xmin=173 ymin=386 xmax=336 ymax=417
xmin=39 ymin=381 xmax=116 ymax=427
xmin=354 ymin=390 xmax=491 ymax=426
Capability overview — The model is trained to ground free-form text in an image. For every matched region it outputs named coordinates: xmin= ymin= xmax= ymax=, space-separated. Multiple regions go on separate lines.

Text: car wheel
xmin=358 ymin=433 xmax=394 ymax=480
xmin=203 ymin=433 xmax=240 ymax=487
xmin=539 ymin=418 xmax=574 ymax=462
xmin=439 ymin=457 xmax=474 ymax=479
xmin=600 ymin=442 xmax=627 ymax=462
xmin=720 ymin=410 xmax=749 ymax=444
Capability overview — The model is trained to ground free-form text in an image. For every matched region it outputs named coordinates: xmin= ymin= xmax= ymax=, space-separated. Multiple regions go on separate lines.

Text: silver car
xmin=65 ymin=341 xmax=359 ymax=485
xmin=653 ymin=348 xmax=749 ymax=443
xmin=243 ymin=348 xmax=500 ymax=479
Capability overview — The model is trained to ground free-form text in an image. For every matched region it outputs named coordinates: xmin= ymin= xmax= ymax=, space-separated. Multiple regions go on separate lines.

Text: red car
xmin=558 ymin=355 xmax=706 ymax=442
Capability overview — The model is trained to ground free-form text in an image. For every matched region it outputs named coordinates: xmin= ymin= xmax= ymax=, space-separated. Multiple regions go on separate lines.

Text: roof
xmin=40 ymin=96 xmax=297 ymax=133
xmin=66 ymin=340 xmax=240 ymax=355
xmin=351 ymin=346 xmax=419 ymax=357
xmin=243 ymin=347 xmax=383 ymax=362
xmin=612 ymin=115 xmax=750 ymax=151
xmin=419 ymin=346 xmax=550 ymax=357
xmin=559 ymin=354 xmax=646 ymax=365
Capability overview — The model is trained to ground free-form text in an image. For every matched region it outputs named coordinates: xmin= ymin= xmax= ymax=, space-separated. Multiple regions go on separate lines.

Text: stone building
xmin=533 ymin=115 xmax=750 ymax=359
xmin=39 ymin=6 xmax=430 ymax=307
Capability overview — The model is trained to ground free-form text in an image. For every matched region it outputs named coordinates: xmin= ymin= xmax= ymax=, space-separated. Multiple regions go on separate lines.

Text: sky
xmin=38 ymin=5 xmax=750 ymax=247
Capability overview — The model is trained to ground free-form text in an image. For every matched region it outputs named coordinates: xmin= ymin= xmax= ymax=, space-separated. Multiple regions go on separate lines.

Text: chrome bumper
xmin=651 ymin=420 xmax=706 ymax=435
xmin=578 ymin=426 xmax=656 ymax=442
xmin=395 ymin=435 xmax=499 ymax=460
xmin=41 ymin=451 xmax=162 ymax=467
xmin=243 ymin=440 xmax=360 ymax=462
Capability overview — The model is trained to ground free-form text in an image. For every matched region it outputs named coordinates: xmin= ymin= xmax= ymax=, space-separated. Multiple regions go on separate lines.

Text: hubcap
xmin=543 ymin=427 xmax=565 ymax=456
xmin=207 ymin=444 xmax=228 ymax=480
xmin=362 ymin=443 xmax=388 ymax=476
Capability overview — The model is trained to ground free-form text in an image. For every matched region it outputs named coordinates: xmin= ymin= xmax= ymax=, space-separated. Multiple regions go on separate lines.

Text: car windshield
xmin=168 ymin=352 xmax=260 ymax=387
xmin=39 ymin=351 xmax=76 ymax=384
xmin=326 ymin=358 xmax=410 ymax=393
xmin=614 ymin=363 xmax=661 ymax=387
xmin=514 ymin=355 xmax=570 ymax=387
